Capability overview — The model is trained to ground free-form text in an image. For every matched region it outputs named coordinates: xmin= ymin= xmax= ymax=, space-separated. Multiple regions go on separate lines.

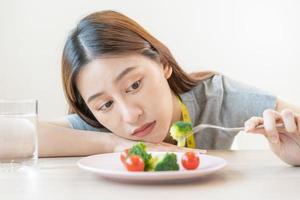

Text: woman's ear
xmin=163 ymin=65 xmax=172 ymax=79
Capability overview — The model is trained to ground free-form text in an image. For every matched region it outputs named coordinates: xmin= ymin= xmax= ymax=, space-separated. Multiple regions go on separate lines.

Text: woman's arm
xmin=38 ymin=119 xmax=205 ymax=158
xmin=38 ymin=120 xmax=117 ymax=157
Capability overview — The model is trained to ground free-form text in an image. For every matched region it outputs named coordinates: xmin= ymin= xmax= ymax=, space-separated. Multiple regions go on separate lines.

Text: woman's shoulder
xmin=188 ymin=70 xmax=220 ymax=82
xmin=179 ymin=71 xmax=223 ymax=105
xmin=186 ymin=71 xmax=224 ymax=95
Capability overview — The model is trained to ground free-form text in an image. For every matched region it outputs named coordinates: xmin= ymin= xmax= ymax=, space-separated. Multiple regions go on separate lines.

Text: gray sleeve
xmin=217 ymin=74 xmax=277 ymax=128
xmin=64 ymin=114 xmax=110 ymax=132
xmin=192 ymin=74 xmax=277 ymax=149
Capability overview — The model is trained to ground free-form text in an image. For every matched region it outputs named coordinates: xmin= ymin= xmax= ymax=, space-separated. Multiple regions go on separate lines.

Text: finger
xmin=281 ymin=109 xmax=297 ymax=133
xmin=244 ymin=116 xmax=264 ymax=133
xmin=263 ymin=109 xmax=281 ymax=143
xmin=296 ymin=115 xmax=300 ymax=133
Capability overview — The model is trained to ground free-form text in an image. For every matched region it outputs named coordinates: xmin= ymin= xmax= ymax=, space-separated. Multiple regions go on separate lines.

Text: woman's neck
xmin=171 ymin=93 xmax=182 ymax=123
xmin=163 ymin=93 xmax=182 ymax=144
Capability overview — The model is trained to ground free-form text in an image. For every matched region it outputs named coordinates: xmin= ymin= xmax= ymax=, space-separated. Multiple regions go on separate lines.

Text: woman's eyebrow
xmin=87 ymin=91 xmax=104 ymax=104
xmin=114 ymin=66 xmax=137 ymax=83
xmin=87 ymin=66 xmax=138 ymax=104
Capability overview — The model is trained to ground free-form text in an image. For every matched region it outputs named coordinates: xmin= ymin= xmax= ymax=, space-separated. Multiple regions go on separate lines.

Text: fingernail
xmin=244 ymin=125 xmax=250 ymax=132
xmin=244 ymin=124 xmax=255 ymax=132
xmin=244 ymin=126 xmax=249 ymax=132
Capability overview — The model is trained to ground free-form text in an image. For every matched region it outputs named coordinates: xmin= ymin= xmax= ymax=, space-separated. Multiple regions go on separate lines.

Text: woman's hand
xmin=111 ymin=134 xmax=206 ymax=154
xmin=245 ymin=109 xmax=300 ymax=166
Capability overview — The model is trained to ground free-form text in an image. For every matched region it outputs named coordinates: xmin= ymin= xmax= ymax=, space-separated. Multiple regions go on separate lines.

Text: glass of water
xmin=0 ymin=100 xmax=38 ymax=171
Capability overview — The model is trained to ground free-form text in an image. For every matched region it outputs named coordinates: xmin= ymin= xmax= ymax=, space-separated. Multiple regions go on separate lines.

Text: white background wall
xmin=1 ymin=0 xmax=299 ymax=149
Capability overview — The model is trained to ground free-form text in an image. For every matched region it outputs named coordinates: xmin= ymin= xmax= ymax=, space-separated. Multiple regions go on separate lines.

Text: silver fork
xmin=184 ymin=123 xmax=285 ymax=138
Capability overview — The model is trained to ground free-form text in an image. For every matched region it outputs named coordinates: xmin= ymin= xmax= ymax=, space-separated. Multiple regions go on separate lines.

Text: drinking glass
xmin=0 ymin=100 xmax=38 ymax=171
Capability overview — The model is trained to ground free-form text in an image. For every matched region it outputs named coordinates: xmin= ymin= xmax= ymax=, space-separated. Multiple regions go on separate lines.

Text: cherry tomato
xmin=181 ymin=151 xmax=200 ymax=170
xmin=120 ymin=149 xmax=129 ymax=164
xmin=124 ymin=155 xmax=145 ymax=172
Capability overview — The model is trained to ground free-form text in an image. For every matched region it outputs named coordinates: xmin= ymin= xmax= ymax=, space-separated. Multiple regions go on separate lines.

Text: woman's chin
xmin=152 ymin=131 xmax=169 ymax=143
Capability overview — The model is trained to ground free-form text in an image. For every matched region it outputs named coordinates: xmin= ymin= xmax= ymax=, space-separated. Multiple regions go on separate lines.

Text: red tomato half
xmin=181 ymin=151 xmax=200 ymax=170
xmin=124 ymin=155 xmax=145 ymax=172
xmin=120 ymin=149 xmax=129 ymax=164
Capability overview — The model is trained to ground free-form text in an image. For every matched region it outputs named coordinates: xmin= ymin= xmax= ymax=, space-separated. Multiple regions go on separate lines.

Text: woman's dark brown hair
xmin=62 ymin=10 xmax=213 ymax=128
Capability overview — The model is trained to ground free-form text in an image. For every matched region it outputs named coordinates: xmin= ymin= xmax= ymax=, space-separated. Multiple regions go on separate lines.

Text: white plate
xmin=77 ymin=151 xmax=227 ymax=182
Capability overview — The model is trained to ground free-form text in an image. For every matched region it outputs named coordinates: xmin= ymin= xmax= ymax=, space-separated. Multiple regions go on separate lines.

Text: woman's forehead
xmin=79 ymin=55 xmax=158 ymax=81
xmin=76 ymin=54 xmax=163 ymax=99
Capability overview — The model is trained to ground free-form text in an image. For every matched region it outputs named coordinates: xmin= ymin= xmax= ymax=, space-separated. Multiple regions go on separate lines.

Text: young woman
xmin=39 ymin=10 xmax=300 ymax=166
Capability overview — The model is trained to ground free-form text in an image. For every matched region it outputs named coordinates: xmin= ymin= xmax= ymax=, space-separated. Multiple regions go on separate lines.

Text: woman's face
xmin=76 ymin=54 xmax=180 ymax=143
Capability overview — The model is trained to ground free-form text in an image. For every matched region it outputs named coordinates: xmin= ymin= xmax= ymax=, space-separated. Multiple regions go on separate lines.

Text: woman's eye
xmin=99 ymin=100 xmax=113 ymax=111
xmin=126 ymin=80 xmax=141 ymax=93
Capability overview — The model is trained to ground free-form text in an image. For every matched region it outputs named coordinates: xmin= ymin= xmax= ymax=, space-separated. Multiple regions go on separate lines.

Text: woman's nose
xmin=120 ymin=103 xmax=143 ymax=124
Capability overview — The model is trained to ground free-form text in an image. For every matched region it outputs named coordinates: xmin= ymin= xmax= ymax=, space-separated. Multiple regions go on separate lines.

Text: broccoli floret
xmin=170 ymin=121 xmax=193 ymax=147
xmin=128 ymin=142 xmax=153 ymax=171
xmin=125 ymin=143 xmax=180 ymax=172
xmin=153 ymin=153 xmax=179 ymax=171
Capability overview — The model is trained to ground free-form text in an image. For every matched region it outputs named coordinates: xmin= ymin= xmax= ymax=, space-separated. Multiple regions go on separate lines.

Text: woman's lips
xmin=132 ymin=121 xmax=156 ymax=138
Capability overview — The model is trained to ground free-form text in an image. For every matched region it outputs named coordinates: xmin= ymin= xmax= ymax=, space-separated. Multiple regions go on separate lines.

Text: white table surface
xmin=1 ymin=150 xmax=299 ymax=200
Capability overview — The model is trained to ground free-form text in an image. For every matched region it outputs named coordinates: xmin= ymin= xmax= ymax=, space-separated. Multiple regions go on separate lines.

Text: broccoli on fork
xmin=170 ymin=121 xmax=193 ymax=147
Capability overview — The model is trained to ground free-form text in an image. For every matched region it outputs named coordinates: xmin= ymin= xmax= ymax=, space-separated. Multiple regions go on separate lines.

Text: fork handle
xmin=191 ymin=123 xmax=285 ymax=135
xmin=192 ymin=125 xmax=243 ymax=133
